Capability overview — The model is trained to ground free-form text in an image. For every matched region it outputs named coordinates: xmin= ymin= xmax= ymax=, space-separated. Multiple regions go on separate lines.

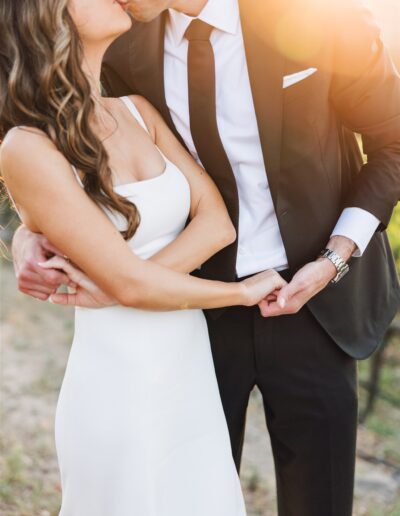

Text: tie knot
xmin=185 ymin=19 xmax=214 ymax=42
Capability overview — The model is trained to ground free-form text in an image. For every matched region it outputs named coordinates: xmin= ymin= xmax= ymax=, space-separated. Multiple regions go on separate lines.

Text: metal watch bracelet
xmin=319 ymin=248 xmax=350 ymax=284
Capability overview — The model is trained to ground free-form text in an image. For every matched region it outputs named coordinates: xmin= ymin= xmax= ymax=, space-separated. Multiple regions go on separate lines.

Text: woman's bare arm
xmin=132 ymin=95 xmax=235 ymax=274
xmin=0 ymin=129 xmax=282 ymax=310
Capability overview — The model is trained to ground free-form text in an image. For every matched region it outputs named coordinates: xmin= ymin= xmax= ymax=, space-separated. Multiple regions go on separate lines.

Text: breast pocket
xmin=283 ymin=67 xmax=318 ymax=104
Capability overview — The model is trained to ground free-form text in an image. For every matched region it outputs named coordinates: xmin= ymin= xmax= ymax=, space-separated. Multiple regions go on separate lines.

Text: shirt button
xmin=238 ymin=246 xmax=245 ymax=255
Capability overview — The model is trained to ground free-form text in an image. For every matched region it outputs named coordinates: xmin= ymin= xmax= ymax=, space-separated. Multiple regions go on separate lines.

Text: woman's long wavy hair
xmin=0 ymin=0 xmax=140 ymax=240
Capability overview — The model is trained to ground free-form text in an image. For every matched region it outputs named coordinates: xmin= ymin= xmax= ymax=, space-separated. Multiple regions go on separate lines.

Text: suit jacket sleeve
xmin=329 ymin=0 xmax=400 ymax=229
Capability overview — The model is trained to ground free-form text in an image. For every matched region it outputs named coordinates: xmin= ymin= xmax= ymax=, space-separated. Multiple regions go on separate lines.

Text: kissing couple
xmin=1 ymin=0 xmax=399 ymax=514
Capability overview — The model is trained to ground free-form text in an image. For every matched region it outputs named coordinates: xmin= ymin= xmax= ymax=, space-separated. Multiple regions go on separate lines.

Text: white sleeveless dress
xmin=54 ymin=97 xmax=247 ymax=515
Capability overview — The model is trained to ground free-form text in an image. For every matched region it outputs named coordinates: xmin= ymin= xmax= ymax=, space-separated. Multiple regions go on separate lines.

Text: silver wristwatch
xmin=319 ymin=248 xmax=350 ymax=284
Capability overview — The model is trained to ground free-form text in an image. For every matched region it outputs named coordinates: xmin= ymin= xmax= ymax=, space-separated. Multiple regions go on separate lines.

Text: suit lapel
xmin=239 ymin=0 xmax=286 ymax=208
xmin=129 ymin=12 xmax=185 ymax=147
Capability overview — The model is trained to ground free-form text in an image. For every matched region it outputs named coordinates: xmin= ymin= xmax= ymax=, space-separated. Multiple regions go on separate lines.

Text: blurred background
xmin=0 ymin=1 xmax=399 ymax=515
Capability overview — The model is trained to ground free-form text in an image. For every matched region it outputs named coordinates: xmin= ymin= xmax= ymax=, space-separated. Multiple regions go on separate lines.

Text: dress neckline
xmin=114 ymin=96 xmax=169 ymax=189
xmin=112 ymin=164 xmax=172 ymax=193
xmin=71 ymin=96 xmax=174 ymax=190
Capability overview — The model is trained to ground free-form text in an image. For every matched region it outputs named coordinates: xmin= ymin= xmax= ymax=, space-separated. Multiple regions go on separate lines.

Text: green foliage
xmin=388 ymin=203 xmax=400 ymax=272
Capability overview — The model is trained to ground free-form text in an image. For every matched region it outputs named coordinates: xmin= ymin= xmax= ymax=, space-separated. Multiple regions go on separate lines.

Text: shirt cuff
xmin=331 ymin=208 xmax=380 ymax=257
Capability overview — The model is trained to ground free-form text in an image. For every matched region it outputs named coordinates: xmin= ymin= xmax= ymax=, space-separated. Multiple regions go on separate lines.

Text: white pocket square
xmin=283 ymin=67 xmax=318 ymax=89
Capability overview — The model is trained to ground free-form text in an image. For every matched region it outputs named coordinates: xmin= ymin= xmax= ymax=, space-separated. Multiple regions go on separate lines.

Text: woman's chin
xmin=111 ymin=12 xmax=133 ymax=39
xmin=122 ymin=14 xmax=133 ymax=33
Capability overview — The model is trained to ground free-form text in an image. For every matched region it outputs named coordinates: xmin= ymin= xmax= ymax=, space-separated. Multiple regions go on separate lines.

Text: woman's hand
xmin=240 ymin=269 xmax=287 ymax=308
xmin=38 ymin=256 xmax=117 ymax=308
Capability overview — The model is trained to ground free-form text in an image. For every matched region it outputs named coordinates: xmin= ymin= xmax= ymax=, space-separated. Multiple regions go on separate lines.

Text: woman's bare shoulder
xmin=126 ymin=94 xmax=156 ymax=115
xmin=1 ymin=127 xmax=59 ymax=181
xmin=1 ymin=127 xmax=54 ymax=163
xmin=126 ymin=94 xmax=163 ymax=134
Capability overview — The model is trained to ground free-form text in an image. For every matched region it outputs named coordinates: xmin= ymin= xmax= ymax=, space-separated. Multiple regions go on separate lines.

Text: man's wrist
xmin=316 ymin=255 xmax=337 ymax=281
xmin=324 ymin=235 xmax=357 ymax=263
xmin=314 ymin=236 xmax=356 ymax=283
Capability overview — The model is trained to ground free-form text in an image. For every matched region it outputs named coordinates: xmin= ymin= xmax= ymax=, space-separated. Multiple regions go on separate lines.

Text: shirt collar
xmin=167 ymin=0 xmax=240 ymax=46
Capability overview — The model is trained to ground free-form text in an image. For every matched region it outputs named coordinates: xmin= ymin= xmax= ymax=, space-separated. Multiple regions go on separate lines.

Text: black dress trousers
xmin=205 ymin=272 xmax=358 ymax=516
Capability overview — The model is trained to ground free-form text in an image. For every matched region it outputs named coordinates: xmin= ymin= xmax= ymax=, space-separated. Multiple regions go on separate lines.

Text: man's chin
xmin=127 ymin=7 xmax=163 ymax=23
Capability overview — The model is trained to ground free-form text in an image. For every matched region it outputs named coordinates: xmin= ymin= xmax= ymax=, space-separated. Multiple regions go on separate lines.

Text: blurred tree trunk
xmin=359 ymin=321 xmax=400 ymax=423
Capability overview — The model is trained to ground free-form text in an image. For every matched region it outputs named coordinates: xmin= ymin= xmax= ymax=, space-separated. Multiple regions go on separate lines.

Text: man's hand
xmin=259 ymin=235 xmax=356 ymax=317
xmin=12 ymin=226 xmax=69 ymax=301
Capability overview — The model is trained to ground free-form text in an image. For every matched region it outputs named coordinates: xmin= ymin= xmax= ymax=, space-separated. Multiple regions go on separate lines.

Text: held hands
xmin=258 ymin=259 xmax=336 ymax=317
xmin=240 ymin=269 xmax=288 ymax=307
xmin=258 ymin=236 xmax=356 ymax=317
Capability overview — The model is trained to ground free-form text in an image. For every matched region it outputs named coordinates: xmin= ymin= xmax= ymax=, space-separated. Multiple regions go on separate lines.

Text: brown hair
xmin=0 ymin=0 xmax=140 ymax=239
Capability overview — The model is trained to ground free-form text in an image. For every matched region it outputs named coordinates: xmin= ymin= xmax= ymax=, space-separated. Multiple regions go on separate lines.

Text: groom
xmin=11 ymin=0 xmax=400 ymax=514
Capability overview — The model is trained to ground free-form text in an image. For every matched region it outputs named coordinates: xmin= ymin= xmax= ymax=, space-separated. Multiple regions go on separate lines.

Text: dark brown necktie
xmin=185 ymin=19 xmax=239 ymax=282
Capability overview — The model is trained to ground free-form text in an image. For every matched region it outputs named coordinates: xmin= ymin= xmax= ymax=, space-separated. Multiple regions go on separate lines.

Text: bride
xmin=0 ymin=0 xmax=285 ymax=514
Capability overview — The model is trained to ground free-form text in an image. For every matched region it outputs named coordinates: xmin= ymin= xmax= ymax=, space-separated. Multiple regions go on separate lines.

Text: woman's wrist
xmin=230 ymin=281 xmax=248 ymax=307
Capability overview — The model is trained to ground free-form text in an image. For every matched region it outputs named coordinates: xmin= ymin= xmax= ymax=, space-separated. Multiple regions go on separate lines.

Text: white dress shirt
xmin=164 ymin=0 xmax=380 ymax=277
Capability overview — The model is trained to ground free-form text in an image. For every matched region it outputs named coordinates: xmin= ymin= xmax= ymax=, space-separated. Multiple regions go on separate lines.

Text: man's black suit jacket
xmin=102 ymin=0 xmax=400 ymax=359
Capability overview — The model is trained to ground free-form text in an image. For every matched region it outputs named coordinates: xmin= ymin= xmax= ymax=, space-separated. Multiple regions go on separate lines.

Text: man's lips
xmin=115 ymin=0 xmax=129 ymax=10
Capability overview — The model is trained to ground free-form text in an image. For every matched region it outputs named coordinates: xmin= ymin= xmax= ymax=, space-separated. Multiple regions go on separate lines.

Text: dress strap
xmin=120 ymin=96 xmax=151 ymax=135
xmin=71 ymin=165 xmax=84 ymax=188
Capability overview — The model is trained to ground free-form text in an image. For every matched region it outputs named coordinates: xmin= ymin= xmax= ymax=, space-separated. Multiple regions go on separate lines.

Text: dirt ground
xmin=1 ymin=260 xmax=399 ymax=516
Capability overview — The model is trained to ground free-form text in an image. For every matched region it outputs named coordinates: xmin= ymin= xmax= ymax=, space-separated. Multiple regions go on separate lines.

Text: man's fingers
xmin=21 ymin=288 xmax=50 ymax=301
xmin=19 ymin=279 xmax=56 ymax=295
xmin=276 ymin=280 xmax=303 ymax=308
xmin=259 ymin=296 xmax=303 ymax=317
xmin=258 ymin=299 xmax=271 ymax=315
xmin=17 ymin=270 xmax=57 ymax=294
xmin=33 ymin=262 xmax=69 ymax=286
xmin=259 ymin=301 xmax=287 ymax=317
xmin=19 ymin=258 xmax=68 ymax=287
xmin=50 ymin=292 xmax=77 ymax=306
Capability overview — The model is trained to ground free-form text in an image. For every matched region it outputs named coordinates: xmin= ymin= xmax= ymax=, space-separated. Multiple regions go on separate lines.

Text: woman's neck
xmin=82 ymin=45 xmax=106 ymax=101
xmin=81 ymin=45 xmax=117 ymax=136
